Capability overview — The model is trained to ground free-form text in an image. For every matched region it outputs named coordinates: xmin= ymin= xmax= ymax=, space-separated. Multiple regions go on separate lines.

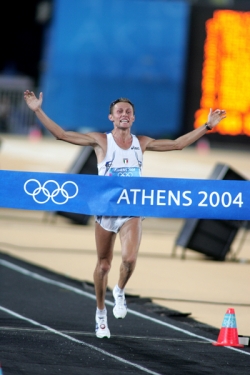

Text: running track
xmin=0 ymin=251 xmax=249 ymax=375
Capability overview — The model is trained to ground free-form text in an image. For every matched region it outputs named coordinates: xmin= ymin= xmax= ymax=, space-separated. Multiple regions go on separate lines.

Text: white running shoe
xmin=95 ymin=313 xmax=111 ymax=339
xmin=113 ymin=286 xmax=127 ymax=319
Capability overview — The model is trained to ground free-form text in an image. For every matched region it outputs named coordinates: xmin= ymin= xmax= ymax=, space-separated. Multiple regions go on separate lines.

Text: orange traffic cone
xmin=213 ymin=308 xmax=244 ymax=347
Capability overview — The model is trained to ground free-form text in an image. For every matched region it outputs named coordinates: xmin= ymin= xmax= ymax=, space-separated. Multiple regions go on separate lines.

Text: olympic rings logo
xmin=24 ymin=179 xmax=78 ymax=205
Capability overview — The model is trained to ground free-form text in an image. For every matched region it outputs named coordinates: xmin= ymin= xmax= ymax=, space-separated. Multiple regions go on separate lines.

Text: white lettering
xmin=233 ymin=192 xmax=243 ymax=208
xmin=209 ymin=192 xmax=220 ymax=207
xmin=183 ymin=191 xmax=192 ymax=206
xmin=198 ymin=191 xmax=208 ymax=206
xmin=157 ymin=190 xmax=166 ymax=206
xmin=168 ymin=191 xmax=180 ymax=206
xmin=142 ymin=189 xmax=154 ymax=205
xmin=221 ymin=192 xmax=232 ymax=208
xmin=130 ymin=189 xmax=141 ymax=204
xmin=117 ymin=189 xmax=130 ymax=204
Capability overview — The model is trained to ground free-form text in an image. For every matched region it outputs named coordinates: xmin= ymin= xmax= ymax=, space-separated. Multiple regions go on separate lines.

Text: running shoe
xmin=95 ymin=313 xmax=110 ymax=339
xmin=113 ymin=286 xmax=127 ymax=319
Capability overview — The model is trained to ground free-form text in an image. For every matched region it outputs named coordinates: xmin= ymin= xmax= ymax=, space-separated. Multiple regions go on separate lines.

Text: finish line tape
xmin=0 ymin=170 xmax=250 ymax=219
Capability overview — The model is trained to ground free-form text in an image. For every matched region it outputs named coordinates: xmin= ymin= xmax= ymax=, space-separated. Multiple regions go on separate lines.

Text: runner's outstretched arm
xmin=24 ymin=90 xmax=99 ymax=147
xmin=141 ymin=108 xmax=226 ymax=152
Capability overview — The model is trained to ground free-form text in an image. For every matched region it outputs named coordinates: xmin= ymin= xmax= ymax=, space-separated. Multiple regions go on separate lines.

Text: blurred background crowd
xmin=1 ymin=0 xmax=250 ymax=149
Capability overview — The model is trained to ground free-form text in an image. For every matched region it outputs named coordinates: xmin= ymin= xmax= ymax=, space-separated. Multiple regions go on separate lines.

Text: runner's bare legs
xmin=118 ymin=217 xmax=142 ymax=289
xmin=94 ymin=217 xmax=142 ymax=308
xmin=94 ymin=223 xmax=116 ymax=309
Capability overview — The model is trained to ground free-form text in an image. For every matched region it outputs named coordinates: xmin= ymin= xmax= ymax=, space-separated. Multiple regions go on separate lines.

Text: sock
xmin=115 ymin=284 xmax=124 ymax=294
xmin=96 ymin=307 xmax=107 ymax=317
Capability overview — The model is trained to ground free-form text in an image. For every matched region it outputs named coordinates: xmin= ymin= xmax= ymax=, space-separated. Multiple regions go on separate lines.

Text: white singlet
xmin=97 ymin=132 xmax=143 ymax=177
xmin=95 ymin=132 xmax=143 ymax=233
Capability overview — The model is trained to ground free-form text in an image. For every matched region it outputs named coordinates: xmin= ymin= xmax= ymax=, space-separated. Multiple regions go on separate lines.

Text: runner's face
xmin=109 ymin=102 xmax=135 ymax=129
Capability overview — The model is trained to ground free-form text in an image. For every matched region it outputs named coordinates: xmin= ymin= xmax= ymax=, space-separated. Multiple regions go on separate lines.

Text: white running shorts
xmin=95 ymin=216 xmax=140 ymax=233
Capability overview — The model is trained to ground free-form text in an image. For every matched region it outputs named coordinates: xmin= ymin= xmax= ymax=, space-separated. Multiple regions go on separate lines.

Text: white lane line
xmin=1 ymin=259 xmax=250 ymax=356
xmin=0 ymin=305 xmax=162 ymax=375
xmin=0 ymin=327 xmax=209 ymax=342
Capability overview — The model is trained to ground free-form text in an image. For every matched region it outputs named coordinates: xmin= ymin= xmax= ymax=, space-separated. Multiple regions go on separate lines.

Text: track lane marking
xmin=1 ymin=259 xmax=249 ymax=356
xmin=0 ymin=326 xmax=210 ymax=342
xmin=0 ymin=305 xmax=162 ymax=375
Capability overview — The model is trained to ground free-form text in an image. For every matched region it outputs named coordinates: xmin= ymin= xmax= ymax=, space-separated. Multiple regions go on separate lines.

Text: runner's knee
xmin=122 ymin=257 xmax=137 ymax=271
xmin=97 ymin=259 xmax=111 ymax=275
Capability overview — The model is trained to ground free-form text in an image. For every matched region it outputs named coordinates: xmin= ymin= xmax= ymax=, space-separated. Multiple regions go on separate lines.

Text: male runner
xmin=24 ymin=90 xmax=226 ymax=338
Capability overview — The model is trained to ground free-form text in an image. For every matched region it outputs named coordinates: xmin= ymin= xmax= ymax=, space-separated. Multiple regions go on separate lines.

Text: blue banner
xmin=0 ymin=170 xmax=250 ymax=220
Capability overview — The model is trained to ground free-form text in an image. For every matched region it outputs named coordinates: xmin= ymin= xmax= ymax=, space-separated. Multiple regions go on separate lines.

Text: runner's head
xmin=109 ymin=98 xmax=135 ymax=115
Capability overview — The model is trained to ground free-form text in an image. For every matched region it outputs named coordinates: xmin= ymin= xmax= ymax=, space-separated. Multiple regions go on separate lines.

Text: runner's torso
xmin=97 ymin=133 xmax=143 ymax=177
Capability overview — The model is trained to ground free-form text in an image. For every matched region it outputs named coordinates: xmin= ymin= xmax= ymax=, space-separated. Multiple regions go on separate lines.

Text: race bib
xmin=108 ymin=167 xmax=141 ymax=177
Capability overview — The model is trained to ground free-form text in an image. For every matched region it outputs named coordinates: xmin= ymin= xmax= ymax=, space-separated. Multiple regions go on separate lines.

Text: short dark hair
xmin=109 ymin=98 xmax=135 ymax=114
